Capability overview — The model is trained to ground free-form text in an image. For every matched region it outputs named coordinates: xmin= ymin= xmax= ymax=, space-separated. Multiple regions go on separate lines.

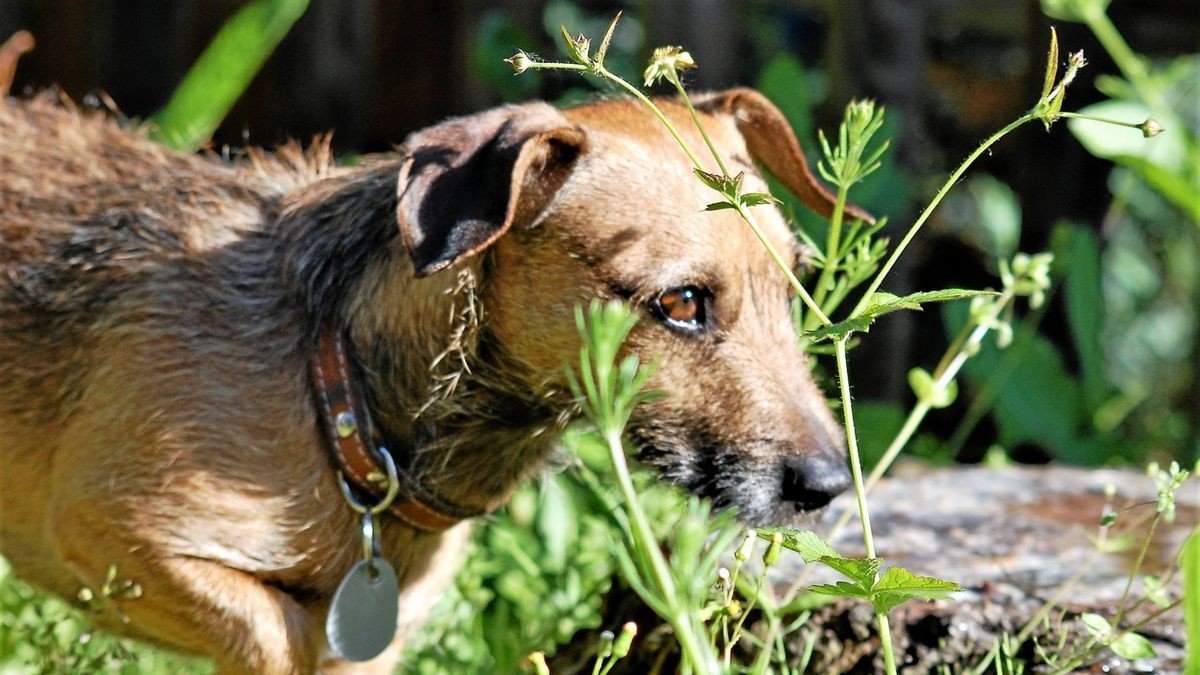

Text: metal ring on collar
xmin=336 ymin=445 xmax=400 ymax=514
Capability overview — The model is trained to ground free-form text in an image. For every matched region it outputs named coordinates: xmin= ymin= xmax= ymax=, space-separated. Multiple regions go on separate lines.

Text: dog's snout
xmin=779 ymin=452 xmax=851 ymax=511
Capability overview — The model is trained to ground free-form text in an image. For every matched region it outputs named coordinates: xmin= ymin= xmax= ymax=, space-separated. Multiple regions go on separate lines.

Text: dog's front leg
xmin=56 ymin=526 xmax=319 ymax=675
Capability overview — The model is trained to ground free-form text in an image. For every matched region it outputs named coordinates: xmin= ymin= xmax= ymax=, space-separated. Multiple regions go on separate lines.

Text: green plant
xmin=942 ymin=0 xmax=1199 ymax=468
xmin=0 ymin=558 xmax=208 ymax=674
xmin=150 ymin=0 xmax=310 ymax=150
xmin=506 ymin=14 xmax=1166 ymax=673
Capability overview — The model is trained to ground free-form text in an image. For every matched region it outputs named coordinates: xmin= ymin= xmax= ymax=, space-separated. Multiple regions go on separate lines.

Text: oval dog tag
xmin=326 ymin=559 xmax=399 ymax=662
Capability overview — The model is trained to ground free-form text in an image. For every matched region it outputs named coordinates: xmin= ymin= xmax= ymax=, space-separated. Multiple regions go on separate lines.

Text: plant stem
xmin=876 ymin=611 xmax=898 ymax=675
xmin=1112 ymin=513 xmax=1161 ymax=630
xmin=735 ymin=202 xmax=832 ymax=326
xmin=787 ymin=291 xmax=1014 ymax=601
xmin=590 ymin=64 xmax=831 ymax=326
xmin=602 ymin=429 xmax=718 ymax=674
xmin=833 ymin=338 xmax=895 ymax=673
xmin=806 ymin=184 xmax=851 ymax=332
xmin=1080 ymin=8 xmax=1167 ymax=114
xmin=670 ymin=76 xmax=731 ymax=177
xmin=851 ymin=114 xmax=1033 ymax=318
xmin=833 ymin=339 xmax=876 ymax=558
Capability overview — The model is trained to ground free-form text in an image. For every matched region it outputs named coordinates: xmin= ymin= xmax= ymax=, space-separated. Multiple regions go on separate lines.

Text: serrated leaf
xmin=1081 ymin=612 xmax=1112 ymax=640
xmin=804 ymin=315 xmax=876 ymax=343
xmin=820 ymin=556 xmax=882 ymax=586
xmin=759 ymin=529 xmax=837 ymax=562
xmin=741 ymin=192 xmax=780 ymax=207
xmin=869 ymin=567 xmax=961 ymax=614
xmin=1110 ymin=631 xmax=1156 ymax=660
xmin=861 ymin=289 xmax=999 ymax=321
xmin=808 ymin=581 xmax=872 ymax=601
xmin=703 ymin=201 xmax=738 ymax=212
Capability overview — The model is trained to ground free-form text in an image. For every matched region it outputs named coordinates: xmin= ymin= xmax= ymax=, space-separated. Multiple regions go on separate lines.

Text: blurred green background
xmin=1 ymin=1 xmax=1196 ymax=672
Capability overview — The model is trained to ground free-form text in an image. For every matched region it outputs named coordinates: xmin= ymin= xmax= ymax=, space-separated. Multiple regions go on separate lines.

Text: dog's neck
xmin=276 ymin=160 xmax=566 ymax=518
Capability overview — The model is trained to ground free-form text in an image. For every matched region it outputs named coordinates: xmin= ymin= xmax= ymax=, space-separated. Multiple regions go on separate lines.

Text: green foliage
xmin=1183 ymin=525 xmax=1200 ymax=675
xmin=805 ymin=289 xmax=997 ymax=344
xmin=400 ymin=468 xmax=618 ymax=673
xmin=763 ymin=529 xmax=961 ymax=615
xmin=0 ymin=558 xmax=208 ymax=674
xmin=150 ymin=0 xmax=309 ymax=150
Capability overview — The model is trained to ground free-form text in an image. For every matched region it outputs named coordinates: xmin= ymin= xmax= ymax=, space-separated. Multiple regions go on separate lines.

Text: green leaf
xmin=862 ymin=289 xmax=999 ymax=320
xmin=1110 ymin=631 xmax=1156 ymax=660
xmin=758 ymin=529 xmax=837 ymax=562
xmin=741 ymin=192 xmax=780 ymax=207
xmin=1081 ymin=612 xmax=1113 ymax=640
xmin=803 ymin=315 xmax=876 ymax=343
xmin=808 ymin=581 xmax=872 ymax=601
xmin=820 ymin=556 xmax=881 ymax=586
xmin=1052 ymin=225 xmax=1107 ymax=412
xmin=151 ymin=0 xmax=310 ymax=150
xmin=1182 ymin=525 xmax=1200 ymax=675
xmin=868 ymin=566 xmax=961 ymax=614
xmin=693 ymin=169 xmax=743 ymax=196
xmin=703 ymin=201 xmax=738 ymax=212
xmin=945 ymin=303 xmax=1107 ymax=464
xmin=809 ymin=288 xmax=997 ymax=344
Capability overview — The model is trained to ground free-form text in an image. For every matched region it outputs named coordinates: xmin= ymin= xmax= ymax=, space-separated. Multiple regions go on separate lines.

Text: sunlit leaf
xmin=869 ymin=567 xmax=961 ymax=614
xmin=1109 ymin=631 xmax=1156 ymax=660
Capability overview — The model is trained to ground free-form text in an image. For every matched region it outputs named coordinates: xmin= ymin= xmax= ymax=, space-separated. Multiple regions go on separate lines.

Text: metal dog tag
xmin=326 ymin=559 xmax=399 ymax=662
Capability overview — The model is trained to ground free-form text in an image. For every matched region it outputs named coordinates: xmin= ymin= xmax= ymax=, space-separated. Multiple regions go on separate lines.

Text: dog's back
xmin=0 ymin=97 xmax=347 ymax=606
xmin=0 ymin=96 xmax=334 ymax=424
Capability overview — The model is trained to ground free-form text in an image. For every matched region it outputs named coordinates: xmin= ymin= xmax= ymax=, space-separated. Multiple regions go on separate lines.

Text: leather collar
xmin=310 ymin=326 xmax=482 ymax=532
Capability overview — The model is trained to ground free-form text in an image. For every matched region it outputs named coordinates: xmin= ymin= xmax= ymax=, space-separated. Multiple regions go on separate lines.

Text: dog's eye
xmin=654 ymin=286 xmax=707 ymax=330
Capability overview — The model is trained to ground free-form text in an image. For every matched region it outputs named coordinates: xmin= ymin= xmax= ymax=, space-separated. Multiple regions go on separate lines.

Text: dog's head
xmin=395 ymin=89 xmax=854 ymax=525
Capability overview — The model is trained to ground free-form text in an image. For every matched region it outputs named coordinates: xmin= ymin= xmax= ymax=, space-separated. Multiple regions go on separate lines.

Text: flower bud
xmin=764 ymin=532 xmax=783 ymax=566
xmin=735 ymin=529 xmax=756 ymax=562
xmin=504 ymin=51 xmax=533 ymax=75
xmin=597 ymin=630 xmax=615 ymax=659
xmin=612 ymin=622 xmax=637 ymax=659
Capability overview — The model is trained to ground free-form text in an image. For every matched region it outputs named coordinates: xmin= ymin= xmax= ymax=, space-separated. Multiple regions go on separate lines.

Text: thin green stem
xmin=597 ymin=66 xmax=707 ymax=171
xmin=1112 ymin=513 xmax=1161 ymax=630
xmin=670 ymin=75 xmax=730 ymax=176
xmin=833 ymin=339 xmax=875 ymax=558
xmin=1081 ymin=8 xmax=1167 ymax=113
xmin=589 ymin=64 xmax=831 ymax=326
xmin=603 ymin=430 xmax=717 ymax=673
xmin=806 ymin=185 xmax=851 ymax=332
xmin=851 ymin=114 xmax=1034 ymax=318
xmin=736 ymin=203 xmax=832 ymax=326
xmin=787 ymin=290 xmax=1014 ymax=601
xmin=876 ymin=612 xmax=898 ymax=675
xmin=1057 ymin=110 xmax=1145 ymax=131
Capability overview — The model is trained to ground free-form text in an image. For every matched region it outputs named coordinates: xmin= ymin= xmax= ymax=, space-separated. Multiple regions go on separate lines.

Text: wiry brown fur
xmin=0 ymin=89 xmax=850 ymax=673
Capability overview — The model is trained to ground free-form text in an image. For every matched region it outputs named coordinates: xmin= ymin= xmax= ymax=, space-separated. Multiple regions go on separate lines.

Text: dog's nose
xmin=779 ymin=452 xmax=852 ymax=511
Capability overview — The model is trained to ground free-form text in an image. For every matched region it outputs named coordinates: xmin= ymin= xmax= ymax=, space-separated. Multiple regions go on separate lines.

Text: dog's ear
xmin=396 ymin=103 xmax=585 ymax=277
xmin=694 ymin=88 xmax=874 ymax=224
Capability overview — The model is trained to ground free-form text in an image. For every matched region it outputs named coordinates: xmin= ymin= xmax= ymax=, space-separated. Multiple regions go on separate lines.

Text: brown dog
xmin=0 ymin=89 xmax=855 ymax=673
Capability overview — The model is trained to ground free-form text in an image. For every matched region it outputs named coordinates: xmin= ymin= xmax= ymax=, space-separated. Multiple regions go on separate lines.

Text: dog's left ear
xmin=694 ymin=88 xmax=874 ymax=224
xmin=396 ymin=103 xmax=585 ymax=277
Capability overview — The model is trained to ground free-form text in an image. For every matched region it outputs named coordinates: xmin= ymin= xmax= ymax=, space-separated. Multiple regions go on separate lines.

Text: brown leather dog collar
xmin=310 ymin=326 xmax=481 ymax=532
